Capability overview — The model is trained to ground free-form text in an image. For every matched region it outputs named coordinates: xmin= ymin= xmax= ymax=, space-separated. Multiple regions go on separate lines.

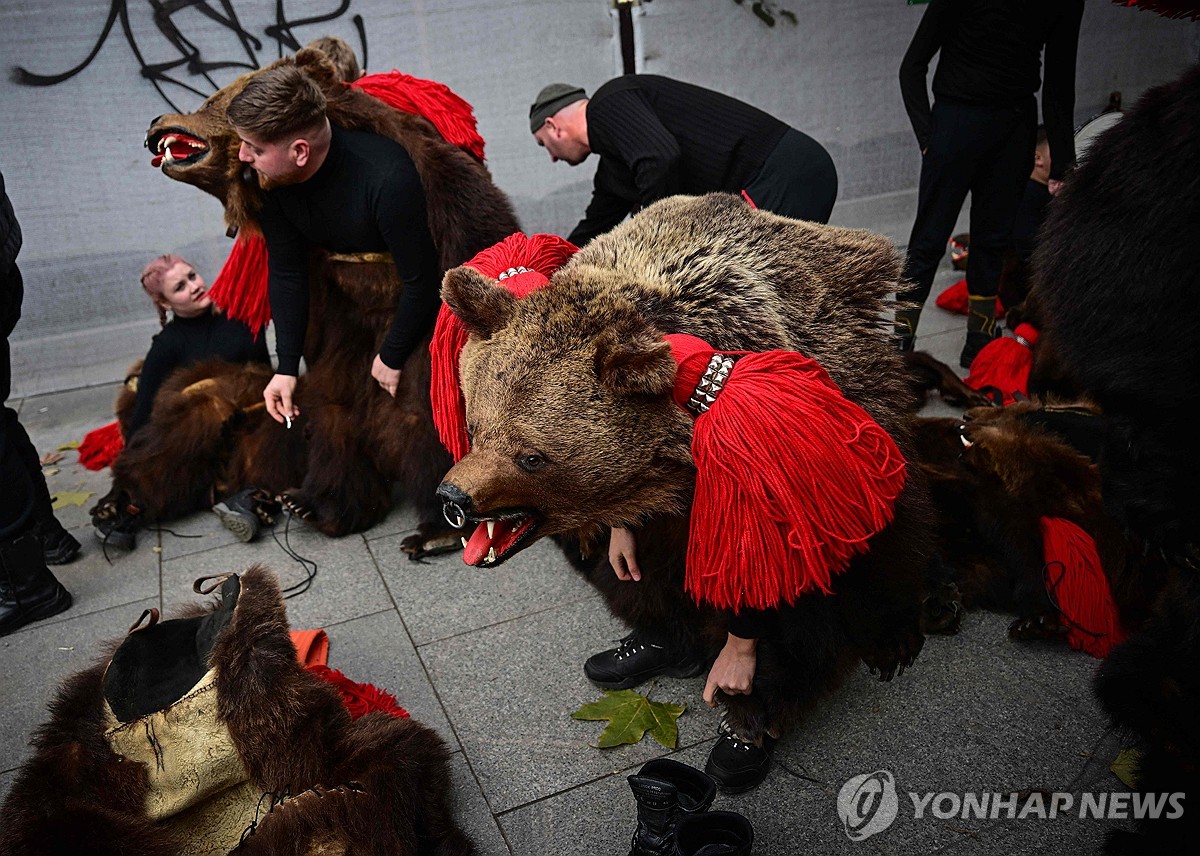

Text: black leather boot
xmin=674 ymin=811 xmax=754 ymax=856
xmin=629 ymin=758 xmax=717 ymax=856
xmin=0 ymin=530 xmax=72 ymax=636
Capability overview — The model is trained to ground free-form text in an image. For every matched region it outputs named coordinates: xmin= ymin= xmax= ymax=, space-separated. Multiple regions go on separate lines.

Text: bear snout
xmin=436 ymin=482 xmax=473 ymax=528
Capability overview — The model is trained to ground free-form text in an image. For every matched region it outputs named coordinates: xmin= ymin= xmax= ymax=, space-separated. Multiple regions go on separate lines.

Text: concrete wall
xmin=1 ymin=0 xmax=1195 ymax=396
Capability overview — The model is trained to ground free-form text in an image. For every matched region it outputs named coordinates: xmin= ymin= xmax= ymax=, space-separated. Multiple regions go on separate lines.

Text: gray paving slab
xmin=320 ymin=608 xmax=458 ymax=751
xmin=160 ymin=527 xmax=392 ymax=630
xmin=0 ymin=596 xmax=158 ymax=772
xmin=0 ymin=769 xmax=12 ymax=808
xmin=36 ymin=524 xmax=160 ymax=626
xmin=420 ymin=596 xmax=724 ymax=814
xmin=15 ymin=383 xmax=121 ymax=450
xmin=449 ymin=752 xmax=512 ymax=856
xmin=374 ymin=533 xmax=596 ymax=646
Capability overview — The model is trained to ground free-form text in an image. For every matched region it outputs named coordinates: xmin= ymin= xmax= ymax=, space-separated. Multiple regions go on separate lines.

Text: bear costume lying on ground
xmin=1023 ymin=64 xmax=1200 ymax=854
xmin=131 ymin=49 xmax=519 ymax=545
xmin=914 ymin=400 xmax=1165 ymax=650
xmin=0 ymin=566 xmax=473 ymax=856
xmin=436 ymin=193 xmax=945 ymax=754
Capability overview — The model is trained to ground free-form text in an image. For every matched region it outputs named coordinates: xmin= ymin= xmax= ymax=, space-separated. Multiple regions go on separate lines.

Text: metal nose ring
xmin=442 ymin=501 xmax=467 ymax=529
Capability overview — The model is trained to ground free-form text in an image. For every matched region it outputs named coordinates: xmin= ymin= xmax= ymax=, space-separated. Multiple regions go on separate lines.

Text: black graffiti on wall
xmin=10 ymin=1 xmax=367 ymax=112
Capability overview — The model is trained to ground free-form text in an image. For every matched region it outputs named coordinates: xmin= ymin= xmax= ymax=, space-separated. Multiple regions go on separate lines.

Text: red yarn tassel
xmin=965 ymin=322 xmax=1038 ymax=403
xmin=1040 ymin=516 xmax=1127 ymax=658
xmin=207 ymin=230 xmax=271 ymax=336
xmin=77 ymin=421 xmax=124 ymax=470
xmin=305 ymin=664 xmax=410 ymax=720
xmin=353 ymin=70 xmax=487 ymax=161
xmin=667 ymin=335 xmax=908 ymax=611
xmin=935 ymin=279 xmax=1005 ymax=317
xmin=430 ymin=233 xmax=578 ymax=460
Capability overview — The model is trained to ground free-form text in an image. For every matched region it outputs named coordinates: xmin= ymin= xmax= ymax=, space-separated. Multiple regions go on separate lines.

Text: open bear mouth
xmin=147 ymin=129 xmax=209 ymax=169
xmin=453 ymin=511 xmax=540 ymax=568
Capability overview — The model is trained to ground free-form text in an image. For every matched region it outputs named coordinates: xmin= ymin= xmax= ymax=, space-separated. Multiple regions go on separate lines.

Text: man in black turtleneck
xmin=226 ymin=65 xmax=441 ymax=424
xmin=896 ymin=0 xmax=1083 ymax=368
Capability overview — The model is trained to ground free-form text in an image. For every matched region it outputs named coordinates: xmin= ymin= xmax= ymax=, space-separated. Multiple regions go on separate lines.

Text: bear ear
xmin=442 ymin=267 xmax=517 ymax=340
xmin=594 ymin=328 xmax=677 ymax=398
xmin=295 ymin=47 xmax=339 ymax=89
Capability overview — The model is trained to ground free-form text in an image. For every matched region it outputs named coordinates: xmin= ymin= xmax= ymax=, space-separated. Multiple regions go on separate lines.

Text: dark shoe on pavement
xmin=213 ymin=487 xmax=274 ymax=543
xmin=674 ymin=811 xmax=754 ymax=856
xmin=35 ymin=518 xmax=81 ymax=565
xmin=1 ymin=531 xmax=73 ymax=636
xmin=585 ymin=631 xmax=706 ymax=690
xmin=628 ymin=759 xmax=717 ymax=856
xmin=896 ymin=332 xmax=915 ymax=353
xmin=704 ymin=717 xmax=773 ymax=794
xmin=959 ymin=330 xmax=998 ymax=370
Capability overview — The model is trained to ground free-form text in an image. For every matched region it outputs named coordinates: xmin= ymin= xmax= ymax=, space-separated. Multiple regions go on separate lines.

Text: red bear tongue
xmin=462 ymin=520 xmax=513 ymax=566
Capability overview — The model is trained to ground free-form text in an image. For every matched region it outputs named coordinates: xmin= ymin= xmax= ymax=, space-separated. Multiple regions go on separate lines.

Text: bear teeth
xmin=487 ymin=547 xmax=497 ymax=563
xmin=959 ymin=434 xmax=973 ymax=449
xmin=460 ymin=537 xmax=468 ymax=549
xmin=487 ymin=520 xmax=495 ymax=538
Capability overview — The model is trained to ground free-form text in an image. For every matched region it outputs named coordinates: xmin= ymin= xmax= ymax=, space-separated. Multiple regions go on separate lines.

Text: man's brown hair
xmin=305 ymin=35 xmax=361 ymax=83
xmin=226 ymin=65 xmax=327 ymax=143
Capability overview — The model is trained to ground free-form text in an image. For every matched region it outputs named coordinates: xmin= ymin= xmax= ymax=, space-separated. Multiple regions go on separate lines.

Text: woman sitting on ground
xmin=92 ymin=254 xmax=272 ymax=549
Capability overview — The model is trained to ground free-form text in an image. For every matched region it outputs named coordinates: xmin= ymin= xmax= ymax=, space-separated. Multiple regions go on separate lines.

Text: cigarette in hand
xmin=285 ymin=415 xmax=292 ymax=430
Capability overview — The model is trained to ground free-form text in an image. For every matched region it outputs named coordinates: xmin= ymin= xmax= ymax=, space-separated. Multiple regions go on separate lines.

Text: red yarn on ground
xmin=77 ymin=421 xmax=124 ymax=471
xmin=306 ymin=664 xmax=410 ymax=720
xmin=666 ymin=334 xmax=908 ymax=611
xmin=1040 ymin=516 xmax=1127 ymax=658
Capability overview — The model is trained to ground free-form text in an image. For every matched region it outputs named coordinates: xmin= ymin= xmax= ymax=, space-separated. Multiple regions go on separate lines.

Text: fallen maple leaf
xmin=40 ymin=451 xmax=65 ymax=466
xmin=571 ymin=689 xmax=685 ymax=749
xmin=56 ymin=441 xmax=81 ymax=451
xmin=1110 ymin=748 xmax=1141 ymax=789
xmin=51 ymin=491 xmax=94 ymax=510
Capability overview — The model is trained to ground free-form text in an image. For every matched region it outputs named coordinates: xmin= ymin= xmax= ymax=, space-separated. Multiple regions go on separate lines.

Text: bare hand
xmin=609 ymin=526 xmax=641 ymax=581
xmin=264 ymin=373 xmax=299 ymax=424
xmin=1048 ymin=178 xmax=1064 ymax=196
xmin=371 ymin=354 xmax=401 ymax=398
xmin=703 ymin=634 xmax=757 ymax=708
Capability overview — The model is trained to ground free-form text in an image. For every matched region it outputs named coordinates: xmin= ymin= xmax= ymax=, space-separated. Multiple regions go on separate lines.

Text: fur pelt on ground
xmin=0 ymin=566 xmax=474 ymax=856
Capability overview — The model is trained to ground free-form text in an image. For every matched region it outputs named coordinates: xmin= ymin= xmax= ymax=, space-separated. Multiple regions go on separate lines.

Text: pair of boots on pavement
xmin=894 ymin=295 xmax=1000 ymax=369
xmin=628 ymin=758 xmax=753 ymax=856
xmin=0 ymin=519 xmax=76 ymax=637
xmin=586 ymin=630 xmax=773 ymax=793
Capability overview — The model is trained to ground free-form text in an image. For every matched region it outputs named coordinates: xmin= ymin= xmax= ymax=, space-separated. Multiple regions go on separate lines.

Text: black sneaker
xmin=212 ymin=488 xmax=273 ymax=543
xmin=704 ymin=717 xmax=773 ymax=794
xmin=35 ymin=520 xmax=81 ymax=565
xmin=584 ymin=631 xmax=705 ymax=689
xmin=959 ymin=330 xmax=999 ymax=370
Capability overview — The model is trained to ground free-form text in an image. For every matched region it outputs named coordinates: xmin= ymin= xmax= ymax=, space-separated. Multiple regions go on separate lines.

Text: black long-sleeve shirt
xmin=899 ymin=0 xmax=1083 ymax=180
xmin=129 ymin=308 xmax=269 ymax=438
xmin=258 ymin=126 xmax=441 ymax=375
xmin=569 ymin=75 xmax=788 ymax=246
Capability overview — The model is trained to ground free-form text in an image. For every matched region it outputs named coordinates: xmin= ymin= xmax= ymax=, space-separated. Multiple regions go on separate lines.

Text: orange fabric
xmin=289 ymin=629 xmax=330 ymax=667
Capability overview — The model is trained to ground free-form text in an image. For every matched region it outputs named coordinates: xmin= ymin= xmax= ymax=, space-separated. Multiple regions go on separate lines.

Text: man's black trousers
xmin=900 ymin=97 xmax=1037 ymax=307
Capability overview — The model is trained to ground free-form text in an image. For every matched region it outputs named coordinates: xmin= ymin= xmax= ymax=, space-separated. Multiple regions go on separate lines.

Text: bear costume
xmin=434 ymin=193 xmax=947 ymax=791
xmin=121 ymin=49 xmax=519 ymax=548
xmin=1026 ymin=64 xmax=1200 ymax=853
xmin=0 ymin=566 xmax=474 ymax=855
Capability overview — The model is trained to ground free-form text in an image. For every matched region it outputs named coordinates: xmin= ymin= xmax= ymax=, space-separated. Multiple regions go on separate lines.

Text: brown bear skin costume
xmin=0 ymin=566 xmax=473 ymax=855
xmin=437 ymin=193 xmax=949 ymax=745
xmin=123 ymin=49 xmax=520 ymax=545
xmin=1023 ymin=64 xmax=1200 ymax=854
